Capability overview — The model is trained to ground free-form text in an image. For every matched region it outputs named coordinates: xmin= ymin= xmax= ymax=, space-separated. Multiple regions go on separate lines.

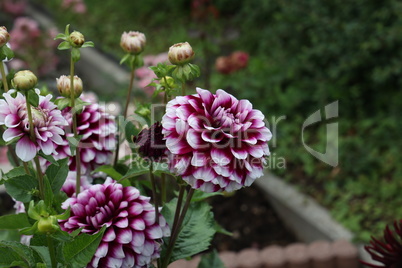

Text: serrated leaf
xmin=5 ymin=166 xmax=27 ymax=179
xmin=31 ymin=246 xmax=52 ymax=268
xmin=27 ymin=90 xmax=39 ymax=107
xmin=58 ymin=41 xmax=71 ymax=50
xmin=0 ymin=240 xmax=38 ymax=268
xmin=0 ymin=213 xmax=31 ymax=230
xmin=54 ymin=33 xmax=67 ymax=40
xmin=92 ymin=165 xmax=122 ymax=180
xmin=4 ymin=174 xmax=38 ymax=202
xmin=71 ymin=48 xmax=81 ymax=62
xmin=45 ymin=158 xmax=69 ymax=194
xmin=62 ymin=225 xmax=106 ymax=267
xmin=197 ymin=250 xmax=225 ymax=268
xmin=43 ymin=175 xmax=54 ymax=207
xmin=161 ymin=199 xmax=216 ymax=263
xmin=120 ymin=161 xmax=149 ymax=182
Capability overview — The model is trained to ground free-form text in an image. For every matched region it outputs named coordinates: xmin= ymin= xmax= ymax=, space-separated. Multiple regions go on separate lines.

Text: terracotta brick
xmin=285 ymin=243 xmax=310 ymax=268
xmin=237 ymin=248 xmax=262 ymax=268
xmin=332 ymin=239 xmax=359 ymax=268
xmin=260 ymin=245 xmax=286 ymax=268
xmin=220 ymin=251 xmax=238 ymax=268
xmin=308 ymin=240 xmax=335 ymax=268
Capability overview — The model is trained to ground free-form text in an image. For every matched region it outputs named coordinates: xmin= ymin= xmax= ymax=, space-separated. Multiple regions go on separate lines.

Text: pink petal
xmin=116 ymin=228 xmax=132 ymax=244
xmin=95 ymin=242 xmax=109 ymax=258
xmin=16 ymin=136 xmax=37 ymax=162
xmin=115 ymin=217 xmax=128 ymax=228
xmin=231 ymin=147 xmax=248 ymax=160
xmin=4 ymin=114 xmax=20 ymax=128
xmin=103 ymin=227 xmax=116 ymax=242
xmin=147 ymin=226 xmax=163 ymax=239
xmin=3 ymin=128 xmax=23 ymax=142
xmin=39 ymin=139 xmax=55 ymax=155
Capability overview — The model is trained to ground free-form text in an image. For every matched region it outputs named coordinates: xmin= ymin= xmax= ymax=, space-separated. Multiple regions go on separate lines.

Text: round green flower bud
xmin=56 ymin=75 xmax=83 ymax=98
xmin=120 ymin=31 xmax=146 ymax=55
xmin=168 ymin=42 xmax=195 ymax=65
xmin=70 ymin=31 xmax=85 ymax=48
xmin=0 ymin=26 xmax=10 ymax=47
xmin=160 ymin=76 xmax=175 ymax=89
xmin=12 ymin=70 xmax=38 ymax=91
xmin=37 ymin=216 xmax=57 ymax=234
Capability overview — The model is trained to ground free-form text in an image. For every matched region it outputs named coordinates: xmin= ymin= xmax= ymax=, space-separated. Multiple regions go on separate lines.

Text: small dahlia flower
xmin=133 ymin=122 xmax=167 ymax=162
xmin=361 ymin=220 xmax=402 ymax=268
xmin=59 ymin=178 xmax=170 ymax=268
xmin=53 ymin=94 xmax=116 ymax=173
xmin=0 ymin=89 xmax=67 ymax=162
xmin=162 ymin=88 xmax=272 ymax=192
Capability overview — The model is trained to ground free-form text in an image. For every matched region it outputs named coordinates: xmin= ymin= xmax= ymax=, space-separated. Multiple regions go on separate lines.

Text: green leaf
xmin=191 ymin=190 xmax=223 ymax=202
xmin=4 ymin=174 xmax=38 ymax=202
xmin=54 ymin=98 xmax=70 ymax=111
xmin=197 ymin=250 xmax=225 ymax=268
xmin=119 ymin=161 xmax=149 ymax=182
xmin=161 ymin=199 xmax=216 ymax=263
xmin=214 ymin=221 xmax=233 ymax=236
xmin=82 ymin=41 xmax=94 ymax=48
xmin=2 ymin=45 xmax=14 ymax=60
xmin=125 ymin=120 xmax=140 ymax=145
xmin=45 ymin=158 xmax=69 ymax=194
xmin=0 ymin=240 xmax=38 ymax=268
xmin=54 ymin=33 xmax=67 ymax=40
xmin=0 ymin=214 xmax=31 ymax=230
xmin=57 ymin=41 xmax=71 ymax=50
xmin=71 ymin=48 xmax=81 ymax=62
xmin=31 ymin=246 xmax=52 ymax=268
xmin=119 ymin=53 xmax=131 ymax=65
xmin=152 ymin=161 xmax=175 ymax=177
xmin=64 ymin=24 xmax=70 ymax=36
xmin=43 ymin=175 xmax=54 ymax=208
xmin=27 ymin=90 xmax=39 ymax=107
xmin=62 ymin=225 xmax=106 ymax=267
xmin=92 ymin=165 xmax=122 ymax=180
xmin=38 ymin=151 xmax=59 ymax=166
xmin=5 ymin=166 xmax=27 ymax=179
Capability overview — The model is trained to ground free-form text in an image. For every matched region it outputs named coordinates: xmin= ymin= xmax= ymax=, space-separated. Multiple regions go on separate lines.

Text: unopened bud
xmin=160 ymin=76 xmax=175 ymax=88
xmin=70 ymin=31 xmax=85 ymax=48
xmin=56 ymin=75 xmax=83 ymax=98
xmin=120 ymin=31 xmax=146 ymax=55
xmin=12 ymin=70 xmax=38 ymax=91
xmin=0 ymin=26 xmax=10 ymax=47
xmin=168 ymin=42 xmax=195 ymax=65
xmin=37 ymin=216 xmax=58 ymax=234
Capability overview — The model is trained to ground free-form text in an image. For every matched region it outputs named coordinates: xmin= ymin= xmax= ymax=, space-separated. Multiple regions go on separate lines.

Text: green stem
xmin=161 ymin=173 xmax=166 ymax=204
xmin=114 ymin=69 xmax=136 ymax=166
xmin=181 ymin=82 xmax=186 ymax=96
xmin=0 ymin=63 xmax=9 ymax=92
xmin=22 ymin=162 xmax=30 ymax=175
xmin=162 ymin=187 xmax=194 ymax=268
xmin=170 ymin=185 xmax=185 ymax=237
xmin=25 ymin=92 xmax=45 ymax=199
xmin=47 ymin=235 xmax=57 ymax=268
xmin=149 ymin=161 xmax=159 ymax=224
xmin=70 ymin=55 xmax=82 ymax=195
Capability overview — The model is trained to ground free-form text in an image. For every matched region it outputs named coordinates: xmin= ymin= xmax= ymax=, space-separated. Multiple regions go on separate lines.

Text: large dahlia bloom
xmin=0 ymin=89 xmax=67 ymax=161
xmin=162 ymin=88 xmax=272 ymax=192
xmin=53 ymin=95 xmax=116 ymax=173
xmin=361 ymin=220 xmax=402 ymax=268
xmin=59 ymin=178 xmax=169 ymax=268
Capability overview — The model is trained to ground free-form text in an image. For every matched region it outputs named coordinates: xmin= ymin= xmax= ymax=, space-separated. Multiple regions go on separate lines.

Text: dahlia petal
xmin=248 ymin=146 xmax=264 ymax=158
xmin=82 ymin=149 xmax=96 ymax=162
xmin=236 ymin=99 xmax=253 ymax=114
xmin=128 ymin=202 xmax=144 ymax=216
xmin=131 ymin=219 xmax=145 ymax=231
xmin=105 ymin=257 xmax=123 ymax=267
xmin=103 ymin=228 xmax=116 ymax=242
xmin=187 ymin=129 xmax=208 ymax=150
xmin=196 ymin=88 xmax=214 ymax=108
xmin=191 ymin=151 xmax=207 ymax=167
xmin=117 ymin=228 xmax=132 ymax=244
xmin=187 ymin=113 xmax=204 ymax=130
xmin=115 ymin=218 xmax=129 ymax=228
xmin=3 ymin=127 xmax=23 ymax=142
xmin=132 ymin=231 xmax=145 ymax=247
xmin=39 ymin=139 xmax=55 ymax=155
xmin=110 ymin=189 xmax=123 ymax=204
xmin=142 ymin=240 xmax=155 ymax=256
xmin=71 ymin=203 xmax=85 ymax=217
xmin=175 ymin=119 xmax=188 ymax=136
xmin=16 ymin=136 xmax=37 ymax=162
xmin=201 ymin=130 xmax=222 ymax=142
xmin=211 ymin=147 xmax=232 ymax=166
xmin=4 ymin=114 xmax=20 ymax=128
xmin=95 ymin=242 xmax=109 ymax=258
xmin=147 ymin=226 xmax=163 ymax=239
xmin=166 ymin=137 xmax=192 ymax=154
xmin=231 ymin=147 xmax=248 ymax=160
xmin=122 ymin=252 xmax=135 ymax=268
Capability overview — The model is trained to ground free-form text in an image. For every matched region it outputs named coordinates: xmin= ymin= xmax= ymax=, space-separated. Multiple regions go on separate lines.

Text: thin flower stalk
xmin=69 ymin=55 xmax=82 ymax=195
xmin=149 ymin=161 xmax=159 ymax=224
xmin=0 ymin=63 xmax=8 ymax=92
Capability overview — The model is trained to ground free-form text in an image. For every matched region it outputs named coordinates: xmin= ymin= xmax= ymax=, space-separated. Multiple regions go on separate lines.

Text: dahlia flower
xmin=59 ymin=178 xmax=170 ymax=268
xmin=53 ymin=94 xmax=116 ymax=173
xmin=361 ymin=220 xmax=402 ymax=268
xmin=162 ymin=88 xmax=272 ymax=192
xmin=0 ymin=89 xmax=67 ymax=162
xmin=61 ymin=171 xmax=92 ymax=197
xmin=133 ymin=122 xmax=167 ymax=161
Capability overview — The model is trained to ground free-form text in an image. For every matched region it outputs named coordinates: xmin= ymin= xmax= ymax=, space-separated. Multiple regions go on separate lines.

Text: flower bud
xmin=133 ymin=122 xmax=166 ymax=161
xmin=70 ymin=31 xmax=85 ymax=47
xmin=56 ymin=75 xmax=83 ymax=98
xmin=120 ymin=31 xmax=146 ymax=55
xmin=37 ymin=216 xmax=58 ymax=234
xmin=160 ymin=76 xmax=175 ymax=88
xmin=0 ymin=26 xmax=10 ymax=47
xmin=12 ymin=70 xmax=38 ymax=91
xmin=168 ymin=42 xmax=195 ymax=65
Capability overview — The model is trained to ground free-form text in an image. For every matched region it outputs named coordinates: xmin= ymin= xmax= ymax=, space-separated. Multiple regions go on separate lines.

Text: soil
xmin=210 ymin=184 xmax=298 ymax=252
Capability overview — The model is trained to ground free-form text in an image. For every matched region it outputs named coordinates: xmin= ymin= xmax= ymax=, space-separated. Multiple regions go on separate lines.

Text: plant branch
xmin=0 ymin=63 xmax=8 ymax=92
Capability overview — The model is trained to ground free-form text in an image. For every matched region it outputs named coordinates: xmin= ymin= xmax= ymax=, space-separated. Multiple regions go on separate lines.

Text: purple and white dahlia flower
xmin=54 ymin=95 xmax=116 ymax=173
xmin=162 ymin=88 xmax=272 ymax=192
xmin=0 ymin=89 xmax=67 ymax=161
xmin=59 ymin=178 xmax=170 ymax=268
